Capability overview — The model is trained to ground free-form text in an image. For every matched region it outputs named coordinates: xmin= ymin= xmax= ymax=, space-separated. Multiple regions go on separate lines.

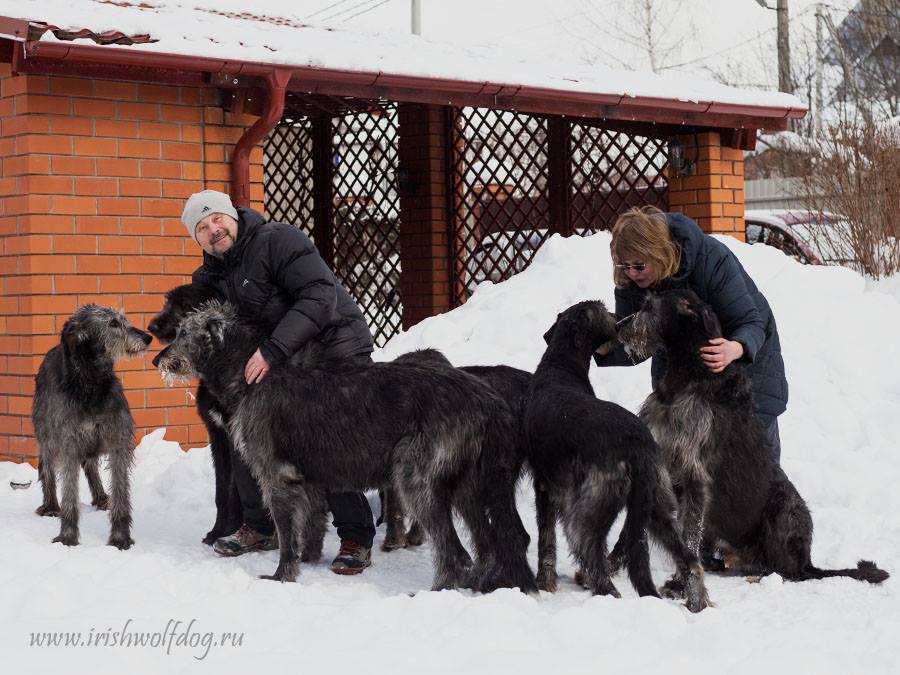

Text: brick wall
xmin=667 ymin=131 xmax=746 ymax=240
xmin=0 ymin=65 xmax=263 ymax=464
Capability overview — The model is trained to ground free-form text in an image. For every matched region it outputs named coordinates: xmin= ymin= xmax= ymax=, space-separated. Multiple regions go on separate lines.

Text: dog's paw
xmin=300 ymin=547 xmax=322 ymax=563
xmin=259 ymin=571 xmax=296 ymax=583
xmin=573 ymin=568 xmax=588 ymax=588
xmin=202 ymin=530 xmax=222 ymax=546
xmin=659 ymin=576 xmax=687 ymax=599
xmin=591 ymin=580 xmax=621 ymax=598
xmin=35 ymin=504 xmax=60 ymax=517
xmin=381 ymin=532 xmax=407 ymax=552
xmin=92 ymin=495 xmax=109 ymax=511
xmin=108 ymin=535 xmax=134 ymax=550
xmin=684 ymin=583 xmax=716 ymax=614
xmin=536 ymin=569 xmax=558 ymax=593
xmin=405 ymin=522 xmax=425 ymax=547
xmin=52 ymin=533 xmax=78 ymax=546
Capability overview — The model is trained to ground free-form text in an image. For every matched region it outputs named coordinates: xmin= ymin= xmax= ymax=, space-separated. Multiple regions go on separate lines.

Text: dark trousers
xmin=756 ymin=413 xmax=782 ymax=465
xmin=231 ymin=351 xmax=376 ymax=548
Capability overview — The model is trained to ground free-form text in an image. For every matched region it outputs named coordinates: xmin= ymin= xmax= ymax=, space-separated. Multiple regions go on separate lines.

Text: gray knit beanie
xmin=181 ymin=190 xmax=239 ymax=240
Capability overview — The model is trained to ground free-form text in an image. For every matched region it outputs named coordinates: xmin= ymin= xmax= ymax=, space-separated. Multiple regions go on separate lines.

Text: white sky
xmin=290 ymin=0 xmax=856 ymax=93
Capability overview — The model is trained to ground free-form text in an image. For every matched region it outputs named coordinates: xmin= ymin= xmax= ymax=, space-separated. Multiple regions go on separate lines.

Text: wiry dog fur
xmin=148 ymin=283 xmax=244 ymax=545
xmin=155 ymin=303 xmax=537 ymax=593
xmin=386 ymin=350 xmax=534 ymax=552
xmin=33 ymin=305 xmax=151 ymax=549
xmin=619 ymin=289 xmax=889 ymax=585
xmin=526 ymin=301 xmax=709 ymax=611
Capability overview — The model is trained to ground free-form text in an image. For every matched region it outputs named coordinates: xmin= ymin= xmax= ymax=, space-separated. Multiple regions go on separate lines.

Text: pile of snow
xmin=2 ymin=233 xmax=897 ymax=673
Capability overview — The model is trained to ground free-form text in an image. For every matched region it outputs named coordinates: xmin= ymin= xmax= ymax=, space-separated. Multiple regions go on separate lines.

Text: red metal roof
xmin=0 ymin=9 xmax=805 ymax=134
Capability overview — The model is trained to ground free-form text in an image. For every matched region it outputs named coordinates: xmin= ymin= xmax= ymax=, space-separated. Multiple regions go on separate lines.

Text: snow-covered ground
xmin=2 ymin=232 xmax=897 ymax=674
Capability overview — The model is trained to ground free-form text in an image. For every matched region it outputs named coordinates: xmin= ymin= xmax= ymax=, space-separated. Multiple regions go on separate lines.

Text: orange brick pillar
xmin=667 ymin=131 xmax=745 ymax=240
xmin=0 ymin=64 xmax=263 ymax=463
xmin=396 ymin=103 xmax=452 ymax=328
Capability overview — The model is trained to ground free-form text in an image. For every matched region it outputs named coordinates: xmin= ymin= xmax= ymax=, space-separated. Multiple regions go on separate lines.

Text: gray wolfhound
xmin=385 ymin=350 xmax=535 ymax=552
xmin=527 ymin=301 xmax=710 ymax=612
xmin=619 ymin=289 xmax=889 ymax=585
xmin=33 ymin=305 xmax=152 ymax=549
xmin=155 ymin=302 xmax=537 ymax=593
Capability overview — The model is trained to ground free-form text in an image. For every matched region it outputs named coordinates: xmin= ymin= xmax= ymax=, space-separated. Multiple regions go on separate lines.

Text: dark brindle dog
xmin=155 ymin=302 xmax=537 ymax=593
xmin=526 ymin=301 xmax=710 ymax=611
xmin=33 ymin=305 xmax=152 ymax=549
xmin=386 ymin=350 xmax=535 ymax=552
xmin=148 ymin=283 xmax=244 ymax=545
xmin=620 ymin=289 xmax=889 ymax=585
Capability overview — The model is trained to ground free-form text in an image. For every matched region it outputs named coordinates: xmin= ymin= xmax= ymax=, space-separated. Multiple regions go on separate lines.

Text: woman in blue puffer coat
xmin=594 ymin=206 xmax=788 ymax=463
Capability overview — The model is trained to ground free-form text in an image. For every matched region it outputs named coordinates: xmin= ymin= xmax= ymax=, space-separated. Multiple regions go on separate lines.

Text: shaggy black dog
xmin=155 ymin=302 xmax=537 ymax=593
xmin=526 ymin=301 xmax=710 ymax=612
xmin=33 ymin=305 xmax=152 ymax=549
xmin=148 ymin=283 xmax=244 ymax=545
xmin=620 ymin=289 xmax=889 ymax=585
xmin=386 ymin=350 xmax=534 ymax=551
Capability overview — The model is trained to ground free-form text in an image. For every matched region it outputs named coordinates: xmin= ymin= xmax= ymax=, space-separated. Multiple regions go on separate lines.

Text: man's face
xmin=194 ymin=213 xmax=239 ymax=258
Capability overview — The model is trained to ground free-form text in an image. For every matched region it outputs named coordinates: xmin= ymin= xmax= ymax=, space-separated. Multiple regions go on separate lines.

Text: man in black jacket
xmin=181 ymin=189 xmax=376 ymax=574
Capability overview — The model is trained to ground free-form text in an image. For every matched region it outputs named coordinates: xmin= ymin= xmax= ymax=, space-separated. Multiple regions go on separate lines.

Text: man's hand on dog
xmin=245 ymin=348 xmax=270 ymax=384
xmin=700 ymin=338 xmax=743 ymax=374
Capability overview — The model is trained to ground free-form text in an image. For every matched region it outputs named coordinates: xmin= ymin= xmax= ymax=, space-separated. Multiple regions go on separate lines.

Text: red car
xmin=744 ymin=210 xmax=859 ymax=269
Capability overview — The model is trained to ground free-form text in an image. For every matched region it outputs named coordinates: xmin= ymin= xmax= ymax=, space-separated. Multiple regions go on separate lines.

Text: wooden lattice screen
xmin=449 ymin=109 xmax=669 ymax=305
xmin=264 ymin=101 xmax=402 ymax=347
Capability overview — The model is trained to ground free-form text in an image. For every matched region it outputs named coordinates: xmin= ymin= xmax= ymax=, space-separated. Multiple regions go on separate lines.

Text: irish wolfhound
xmin=385 ymin=350 xmax=534 ymax=552
xmin=148 ymin=283 xmax=244 ymax=545
xmin=155 ymin=302 xmax=536 ymax=593
xmin=33 ymin=305 xmax=152 ymax=549
xmin=619 ymin=289 xmax=889 ymax=585
xmin=526 ymin=300 xmax=710 ymax=611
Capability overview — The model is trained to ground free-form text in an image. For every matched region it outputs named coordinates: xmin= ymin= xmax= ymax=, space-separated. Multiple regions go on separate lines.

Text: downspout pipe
xmin=230 ymin=68 xmax=292 ymax=207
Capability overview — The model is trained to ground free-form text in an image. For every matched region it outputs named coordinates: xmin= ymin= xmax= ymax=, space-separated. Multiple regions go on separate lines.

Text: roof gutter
xmin=230 ymin=69 xmax=291 ymax=208
xmin=15 ymin=39 xmax=807 ymax=127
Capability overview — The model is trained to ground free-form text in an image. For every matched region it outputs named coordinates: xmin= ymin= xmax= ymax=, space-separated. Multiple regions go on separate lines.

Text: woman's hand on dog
xmin=245 ymin=348 xmax=270 ymax=384
xmin=700 ymin=338 xmax=743 ymax=374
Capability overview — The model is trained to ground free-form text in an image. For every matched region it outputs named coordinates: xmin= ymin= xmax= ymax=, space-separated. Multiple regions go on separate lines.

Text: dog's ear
xmin=542 ymin=315 xmax=560 ymax=345
xmin=700 ymin=305 xmax=722 ymax=338
xmin=674 ymin=296 xmax=699 ymax=319
xmin=572 ymin=329 xmax=585 ymax=350
xmin=206 ymin=314 xmax=227 ymax=348
xmin=61 ymin=316 xmax=89 ymax=355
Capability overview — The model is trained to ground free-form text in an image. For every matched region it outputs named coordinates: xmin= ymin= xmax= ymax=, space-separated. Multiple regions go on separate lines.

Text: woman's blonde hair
xmin=610 ymin=206 xmax=681 ymax=288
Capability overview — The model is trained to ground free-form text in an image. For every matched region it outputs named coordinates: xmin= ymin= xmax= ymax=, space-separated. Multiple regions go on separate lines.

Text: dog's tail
xmin=620 ymin=447 xmax=659 ymax=598
xmin=799 ymin=560 xmax=889 ymax=584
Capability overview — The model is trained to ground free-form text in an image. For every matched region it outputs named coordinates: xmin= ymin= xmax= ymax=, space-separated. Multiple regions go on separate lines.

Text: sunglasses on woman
xmin=615 ymin=262 xmax=647 ymax=272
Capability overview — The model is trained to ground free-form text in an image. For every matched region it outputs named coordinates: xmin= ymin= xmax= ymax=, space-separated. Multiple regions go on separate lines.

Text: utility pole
xmin=755 ymin=0 xmax=792 ymax=94
xmin=776 ymin=0 xmax=792 ymax=94
xmin=815 ymin=3 xmax=824 ymax=139
xmin=411 ymin=0 xmax=422 ymax=35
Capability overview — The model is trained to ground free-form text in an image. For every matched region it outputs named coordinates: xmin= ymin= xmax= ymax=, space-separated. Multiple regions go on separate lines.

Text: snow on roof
xmin=4 ymin=0 xmax=806 ymax=115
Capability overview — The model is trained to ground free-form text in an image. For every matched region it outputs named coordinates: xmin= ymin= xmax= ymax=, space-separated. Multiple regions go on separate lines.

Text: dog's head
xmin=542 ymin=300 xmax=620 ymax=355
xmin=618 ymin=289 xmax=722 ymax=359
xmin=148 ymin=283 xmax=222 ymax=344
xmin=62 ymin=305 xmax=152 ymax=362
xmin=153 ymin=300 xmax=237 ymax=384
